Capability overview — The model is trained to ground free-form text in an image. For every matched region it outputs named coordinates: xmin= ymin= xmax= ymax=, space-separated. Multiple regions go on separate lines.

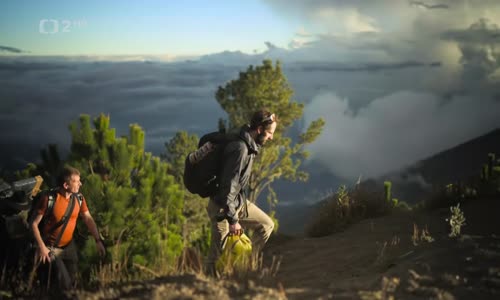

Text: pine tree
xmin=215 ymin=60 xmax=325 ymax=222
xmin=64 ymin=114 xmax=184 ymax=274
xmin=163 ymin=131 xmax=211 ymax=252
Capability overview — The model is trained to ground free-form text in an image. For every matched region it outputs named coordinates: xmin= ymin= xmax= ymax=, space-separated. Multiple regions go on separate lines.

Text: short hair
xmin=58 ymin=166 xmax=80 ymax=186
xmin=250 ymin=110 xmax=277 ymax=130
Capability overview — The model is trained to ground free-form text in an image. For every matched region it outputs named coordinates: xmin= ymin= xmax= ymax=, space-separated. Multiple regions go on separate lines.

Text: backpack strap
xmin=45 ymin=189 xmax=57 ymax=218
xmin=75 ymin=193 xmax=83 ymax=208
xmin=36 ymin=189 xmax=57 ymax=231
xmin=43 ymin=191 xmax=83 ymax=227
xmin=43 ymin=192 xmax=83 ymax=245
xmin=48 ymin=193 xmax=77 ymax=248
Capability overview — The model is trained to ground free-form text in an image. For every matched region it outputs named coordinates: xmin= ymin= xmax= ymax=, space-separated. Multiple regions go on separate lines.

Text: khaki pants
xmin=206 ymin=198 xmax=274 ymax=271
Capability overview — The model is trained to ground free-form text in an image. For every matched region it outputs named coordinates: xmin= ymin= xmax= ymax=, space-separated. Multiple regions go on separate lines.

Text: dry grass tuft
xmin=306 ymin=182 xmax=403 ymax=237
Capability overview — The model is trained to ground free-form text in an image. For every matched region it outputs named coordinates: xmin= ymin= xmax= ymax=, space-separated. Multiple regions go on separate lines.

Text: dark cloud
xmin=441 ymin=18 xmax=500 ymax=44
xmin=0 ymin=45 xmax=24 ymax=54
xmin=410 ymin=1 xmax=449 ymax=9
xmin=294 ymin=60 xmax=441 ymax=72
xmin=198 ymin=51 xmax=260 ymax=66
xmin=265 ymin=41 xmax=278 ymax=51
xmin=0 ymin=61 xmax=73 ymax=72
xmin=0 ymin=58 xmax=238 ymax=171
xmin=441 ymin=19 xmax=500 ymax=90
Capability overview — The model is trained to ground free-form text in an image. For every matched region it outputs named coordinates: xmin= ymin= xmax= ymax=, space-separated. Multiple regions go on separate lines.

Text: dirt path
xmin=67 ymin=197 xmax=500 ymax=299
xmin=269 ymin=197 xmax=500 ymax=299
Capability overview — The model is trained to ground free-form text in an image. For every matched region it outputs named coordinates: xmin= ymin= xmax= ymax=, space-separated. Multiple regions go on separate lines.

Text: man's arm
xmin=81 ymin=211 xmax=106 ymax=256
xmin=213 ymin=141 xmax=247 ymax=225
xmin=31 ymin=213 xmax=51 ymax=263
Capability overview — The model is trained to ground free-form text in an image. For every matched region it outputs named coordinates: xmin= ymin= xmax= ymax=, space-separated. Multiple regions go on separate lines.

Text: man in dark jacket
xmin=206 ymin=109 xmax=277 ymax=275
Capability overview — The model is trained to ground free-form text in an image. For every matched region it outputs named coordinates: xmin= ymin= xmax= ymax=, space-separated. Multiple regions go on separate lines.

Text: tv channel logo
xmin=39 ymin=19 xmax=87 ymax=34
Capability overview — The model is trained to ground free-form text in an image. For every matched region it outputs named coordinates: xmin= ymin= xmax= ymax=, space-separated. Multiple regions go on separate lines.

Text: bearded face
xmin=256 ymin=131 xmax=267 ymax=146
xmin=255 ymin=122 xmax=277 ymax=146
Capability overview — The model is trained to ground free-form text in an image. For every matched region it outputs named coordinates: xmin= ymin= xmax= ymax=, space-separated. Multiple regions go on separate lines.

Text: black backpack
xmin=183 ymin=131 xmax=238 ymax=197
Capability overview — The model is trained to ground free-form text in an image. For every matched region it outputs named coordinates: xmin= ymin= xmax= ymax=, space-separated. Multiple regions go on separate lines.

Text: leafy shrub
xmin=447 ymin=203 xmax=466 ymax=238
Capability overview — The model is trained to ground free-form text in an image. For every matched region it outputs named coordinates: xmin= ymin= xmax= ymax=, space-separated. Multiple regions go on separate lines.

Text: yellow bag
xmin=216 ymin=233 xmax=252 ymax=273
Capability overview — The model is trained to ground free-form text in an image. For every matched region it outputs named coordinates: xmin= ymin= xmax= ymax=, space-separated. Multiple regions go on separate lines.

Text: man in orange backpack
xmin=31 ymin=166 xmax=105 ymax=289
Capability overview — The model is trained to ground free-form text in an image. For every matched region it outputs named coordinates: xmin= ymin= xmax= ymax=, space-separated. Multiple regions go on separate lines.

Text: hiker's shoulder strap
xmin=199 ymin=131 xmax=224 ymax=147
xmin=75 ymin=193 xmax=84 ymax=207
xmin=49 ymin=194 xmax=77 ymax=247
xmin=45 ymin=191 xmax=83 ymax=218
xmin=46 ymin=189 xmax=58 ymax=212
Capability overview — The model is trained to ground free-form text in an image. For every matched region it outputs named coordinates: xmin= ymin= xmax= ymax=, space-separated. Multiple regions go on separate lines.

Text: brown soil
xmin=270 ymin=196 xmax=500 ymax=299
xmin=68 ymin=196 xmax=500 ymax=299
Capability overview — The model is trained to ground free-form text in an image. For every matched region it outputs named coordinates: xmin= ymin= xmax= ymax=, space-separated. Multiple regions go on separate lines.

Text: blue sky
xmin=0 ymin=0 xmax=300 ymax=56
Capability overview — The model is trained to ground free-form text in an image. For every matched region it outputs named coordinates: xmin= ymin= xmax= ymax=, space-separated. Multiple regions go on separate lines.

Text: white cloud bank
xmin=304 ymin=91 xmax=500 ymax=180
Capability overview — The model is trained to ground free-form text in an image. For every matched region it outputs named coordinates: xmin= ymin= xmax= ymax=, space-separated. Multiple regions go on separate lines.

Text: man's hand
xmin=36 ymin=245 xmax=52 ymax=264
xmin=229 ymin=222 xmax=243 ymax=236
xmin=95 ymin=239 xmax=106 ymax=257
xmin=82 ymin=211 xmax=106 ymax=257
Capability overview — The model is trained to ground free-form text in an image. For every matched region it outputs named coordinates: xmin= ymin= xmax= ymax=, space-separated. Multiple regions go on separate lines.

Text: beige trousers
xmin=206 ymin=198 xmax=274 ymax=269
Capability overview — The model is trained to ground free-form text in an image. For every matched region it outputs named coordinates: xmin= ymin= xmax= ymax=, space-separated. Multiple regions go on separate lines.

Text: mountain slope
xmin=267 ymin=196 xmax=500 ymax=299
xmin=404 ymin=128 xmax=500 ymax=184
xmin=376 ymin=128 xmax=500 ymax=204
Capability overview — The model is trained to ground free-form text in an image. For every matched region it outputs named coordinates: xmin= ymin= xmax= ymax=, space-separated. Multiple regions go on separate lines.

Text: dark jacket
xmin=213 ymin=125 xmax=259 ymax=224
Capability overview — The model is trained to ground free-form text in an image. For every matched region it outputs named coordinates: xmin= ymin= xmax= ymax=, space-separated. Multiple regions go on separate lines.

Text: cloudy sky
xmin=1 ymin=0 xmax=500 ymax=204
